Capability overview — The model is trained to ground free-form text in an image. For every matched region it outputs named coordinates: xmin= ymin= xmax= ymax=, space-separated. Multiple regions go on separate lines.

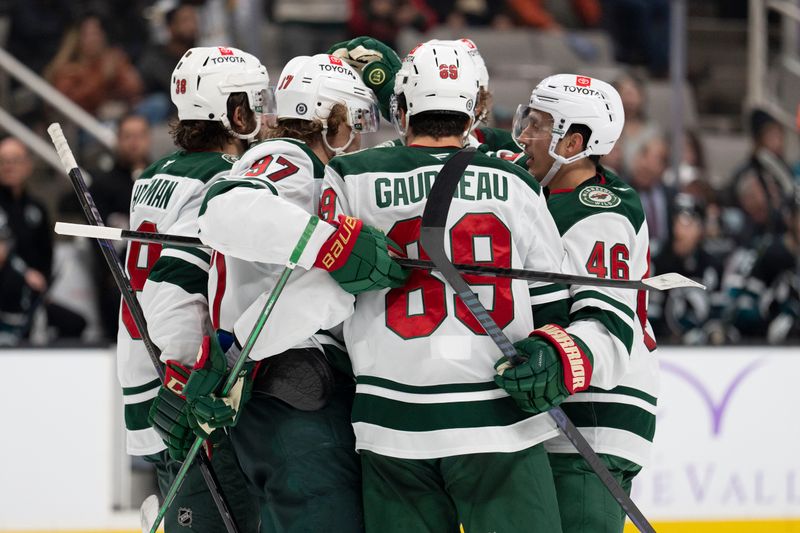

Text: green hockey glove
xmin=148 ymin=361 xmax=195 ymax=461
xmin=494 ymin=324 xmax=593 ymax=414
xmin=327 ymin=36 xmax=401 ymax=121
xmin=315 ymin=215 xmax=408 ymax=295
xmin=182 ymin=335 xmax=251 ymax=440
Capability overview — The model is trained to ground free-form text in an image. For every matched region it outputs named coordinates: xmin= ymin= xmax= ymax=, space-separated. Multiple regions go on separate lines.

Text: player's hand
xmin=183 ymin=335 xmax=254 ymax=439
xmin=494 ymin=325 xmax=593 ymax=414
xmin=327 ymin=36 xmax=401 ymax=121
xmin=315 ymin=215 xmax=409 ymax=295
xmin=148 ymin=361 xmax=195 ymax=461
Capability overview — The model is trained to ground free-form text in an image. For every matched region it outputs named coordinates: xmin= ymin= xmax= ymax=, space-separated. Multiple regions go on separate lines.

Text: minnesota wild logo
xmin=579 ymin=186 xmax=620 ymax=208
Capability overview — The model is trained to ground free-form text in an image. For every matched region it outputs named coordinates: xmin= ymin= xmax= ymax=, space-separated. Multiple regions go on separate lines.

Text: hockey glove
xmin=315 ymin=214 xmax=408 ymax=295
xmin=148 ymin=361 xmax=195 ymax=462
xmin=183 ymin=335 xmax=254 ymax=440
xmin=328 ymin=36 xmax=401 ymax=121
xmin=494 ymin=324 xmax=594 ymax=414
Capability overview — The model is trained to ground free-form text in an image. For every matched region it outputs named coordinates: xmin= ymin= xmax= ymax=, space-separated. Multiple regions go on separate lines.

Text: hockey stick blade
xmin=418 ymin=147 xmax=656 ymax=533
xmin=140 ymin=494 xmax=160 ymax=533
xmin=54 ymin=220 xmax=703 ymax=293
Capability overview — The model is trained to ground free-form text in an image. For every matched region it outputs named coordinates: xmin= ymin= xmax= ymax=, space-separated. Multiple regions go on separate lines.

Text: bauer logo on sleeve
xmin=576 ymin=76 xmax=591 ymax=87
xmin=579 ymin=186 xmax=621 ymax=208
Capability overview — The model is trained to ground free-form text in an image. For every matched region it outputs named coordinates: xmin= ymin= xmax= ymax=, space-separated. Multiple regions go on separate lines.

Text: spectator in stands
xmin=136 ymin=3 xmax=199 ymax=124
xmin=44 ymin=14 xmax=143 ymax=117
xmin=725 ymin=201 xmax=800 ymax=343
xmin=271 ymin=0 xmax=350 ymax=64
xmin=601 ymin=0 xmax=669 ymax=76
xmin=614 ymin=72 xmax=661 ymax=175
xmin=421 ymin=0 xmax=511 ymax=28
xmin=725 ymin=109 xmax=794 ymax=229
xmin=0 ymin=138 xmax=51 ymax=288
xmin=89 ymin=114 xmax=152 ymax=341
xmin=650 ymin=193 xmax=726 ymax=345
xmin=663 ymin=129 xmax=707 ymax=188
xmin=0 ymin=215 xmax=37 ymax=345
xmin=349 ymin=0 xmax=436 ymax=49
xmin=0 ymin=138 xmax=50 ymax=341
xmin=626 ymin=131 xmax=673 ymax=258
xmin=506 ymin=0 xmax=601 ymax=31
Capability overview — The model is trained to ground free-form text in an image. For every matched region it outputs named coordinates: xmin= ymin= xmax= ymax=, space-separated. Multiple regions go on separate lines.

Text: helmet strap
xmin=540 ymin=133 xmax=594 ymax=187
xmin=321 ymin=126 xmax=356 ymax=157
xmin=222 ymin=114 xmax=260 ymax=142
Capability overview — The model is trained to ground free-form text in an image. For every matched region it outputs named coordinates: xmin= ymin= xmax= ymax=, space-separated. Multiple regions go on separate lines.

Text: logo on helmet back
xmin=576 ymin=76 xmax=591 ymax=87
xmin=218 ymin=47 xmax=234 ymax=56
xmin=329 ymin=55 xmax=343 ymax=66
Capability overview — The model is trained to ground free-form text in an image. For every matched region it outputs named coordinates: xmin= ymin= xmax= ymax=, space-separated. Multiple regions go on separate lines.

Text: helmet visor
xmin=253 ymin=86 xmax=277 ymax=127
xmin=349 ymin=100 xmax=381 ymax=134
xmin=512 ymin=105 xmax=555 ymax=147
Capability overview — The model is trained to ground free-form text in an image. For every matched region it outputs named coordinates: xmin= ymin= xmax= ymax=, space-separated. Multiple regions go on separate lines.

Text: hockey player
xmin=118 ymin=46 xmax=266 ymax=531
xmin=494 ymin=74 xmax=659 ymax=533
xmin=183 ymin=54 xmax=406 ymax=532
xmin=319 ymin=41 xmax=568 ymax=533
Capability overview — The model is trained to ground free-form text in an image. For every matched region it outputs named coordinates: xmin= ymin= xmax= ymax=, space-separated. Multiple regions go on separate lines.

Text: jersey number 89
xmin=385 ymin=214 xmax=513 ymax=339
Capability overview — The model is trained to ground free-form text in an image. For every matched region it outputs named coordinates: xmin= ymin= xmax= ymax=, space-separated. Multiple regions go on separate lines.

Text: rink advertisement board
xmin=630 ymin=346 xmax=800 ymax=529
xmin=1 ymin=346 xmax=799 ymax=531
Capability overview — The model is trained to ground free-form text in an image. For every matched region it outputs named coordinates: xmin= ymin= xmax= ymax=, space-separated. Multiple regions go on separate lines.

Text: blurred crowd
xmin=2 ymin=0 xmax=794 ymax=348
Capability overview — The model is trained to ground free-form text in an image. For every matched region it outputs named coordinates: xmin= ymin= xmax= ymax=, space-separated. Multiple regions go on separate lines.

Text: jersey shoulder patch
xmin=547 ymin=169 xmax=645 ymax=235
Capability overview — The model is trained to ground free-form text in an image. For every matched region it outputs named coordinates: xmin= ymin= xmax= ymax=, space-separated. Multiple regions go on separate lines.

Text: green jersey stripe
xmin=571 ymin=306 xmax=633 ymax=352
xmin=352 ymin=393 xmax=535 ymax=432
xmin=122 ymin=378 xmax=161 ymax=396
xmin=148 ymin=256 xmax=208 ymax=297
xmin=124 ymin=399 xmax=155 ymax=431
xmin=529 ymin=283 xmax=568 ymax=296
xmin=357 ymin=375 xmax=499 ymax=394
xmin=560 ymin=401 xmax=655 ymax=441
xmin=163 ymin=244 xmax=211 ymax=263
xmin=200 ymin=178 xmax=277 ymax=216
xmin=572 ymin=290 xmax=634 ymax=318
xmin=586 ymin=385 xmax=658 ymax=406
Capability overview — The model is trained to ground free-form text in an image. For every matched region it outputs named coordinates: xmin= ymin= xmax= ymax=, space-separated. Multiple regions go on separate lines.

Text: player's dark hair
xmin=409 ymin=111 xmax=470 ymax=140
xmin=394 ymin=94 xmax=470 ymax=140
xmin=567 ymin=123 xmax=601 ymax=164
xmin=170 ymin=92 xmax=252 ymax=152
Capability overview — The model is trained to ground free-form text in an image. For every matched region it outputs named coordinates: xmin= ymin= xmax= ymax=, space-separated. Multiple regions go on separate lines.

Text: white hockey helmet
xmin=391 ymin=41 xmax=480 ymax=139
xmin=171 ymin=46 xmax=274 ymax=140
xmin=274 ymin=54 xmax=380 ymax=155
xmin=512 ymin=74 xmax=624 ymax=186
xmin=426 ymin=38 xmax=489 ymax=89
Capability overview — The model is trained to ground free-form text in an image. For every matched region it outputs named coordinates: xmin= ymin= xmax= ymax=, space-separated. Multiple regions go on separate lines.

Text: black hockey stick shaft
xmin=56 ymin=223 xmax=699 ymax=291
xmin=47 ymin=124 xmax=241 ymax=533
xmin=419 ymin=146 xmax=656 ymax=533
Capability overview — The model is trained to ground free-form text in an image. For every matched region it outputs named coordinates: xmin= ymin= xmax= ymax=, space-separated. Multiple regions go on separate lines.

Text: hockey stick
xmin=145 ymin=216 xmax=320 ymax=533
xmin=419 ymin=146 xmax=657 ymax=533
xmin=46 ymin=123 xmax=242 ymax=533
xmin=54 ymin=221 xmax=704 ymax=291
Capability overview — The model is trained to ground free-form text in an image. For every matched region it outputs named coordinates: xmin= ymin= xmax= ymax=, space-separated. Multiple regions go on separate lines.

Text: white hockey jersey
xmin=321 ymin=145 xmax=567 ymax=459
xmin=117 ymin=150 xmax=235 ymax=456
xmin=198 ymin=138 xmax=353 ymax=358
xmin=543 ymin=169 xmax=659 ymax=467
